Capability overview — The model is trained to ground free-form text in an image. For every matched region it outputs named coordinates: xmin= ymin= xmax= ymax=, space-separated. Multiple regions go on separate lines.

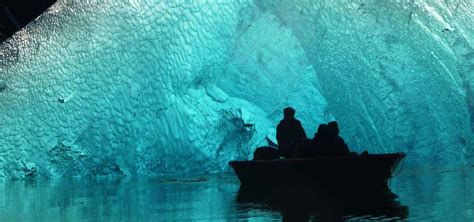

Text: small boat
xmin=229 ymin=152 xmax=406 ymax=188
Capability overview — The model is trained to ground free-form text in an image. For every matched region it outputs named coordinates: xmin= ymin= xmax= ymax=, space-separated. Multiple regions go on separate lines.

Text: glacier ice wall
xmin=0 ymin=0 xmax=473 ymax=178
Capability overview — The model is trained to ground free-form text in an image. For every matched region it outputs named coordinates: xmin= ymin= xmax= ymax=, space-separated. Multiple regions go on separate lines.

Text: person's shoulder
xmin=336 ymin=136 xmax=346 ymax=143
xmin=296 ymin=120 xmax=304 ymax=127
xmin=277 ymin=120 xmax=284 ymax=128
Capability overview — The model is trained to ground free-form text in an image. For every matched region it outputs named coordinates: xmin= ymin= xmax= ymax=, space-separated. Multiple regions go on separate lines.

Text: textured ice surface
xmin=0 ymin=1 xmax=473 ymax=178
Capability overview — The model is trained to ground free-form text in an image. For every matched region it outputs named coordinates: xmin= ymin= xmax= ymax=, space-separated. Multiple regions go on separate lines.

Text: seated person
xmin=276 ymin=107 xmax=307 ymax=158
xmin=327 ymin=121 xmax=350 ymax=155
xmin=309 ymin=124 xmax=329 ymax=157
xmin=311 ymin=121 xmax=350 ymax=156
xmin=253 ymin=146 xmax=280 ymax=160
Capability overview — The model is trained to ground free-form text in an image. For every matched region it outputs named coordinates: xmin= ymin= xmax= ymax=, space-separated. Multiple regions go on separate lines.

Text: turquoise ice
xmin=0 ymin=1 xmax=473 ymax=178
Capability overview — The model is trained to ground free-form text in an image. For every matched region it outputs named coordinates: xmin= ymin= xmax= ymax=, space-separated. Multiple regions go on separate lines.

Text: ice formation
xmin=0 ymin=1 xmax=473 ymax=178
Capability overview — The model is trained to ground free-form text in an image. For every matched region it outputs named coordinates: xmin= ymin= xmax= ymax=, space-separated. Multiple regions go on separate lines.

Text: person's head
xmin=315 ymin=124 xmax=329 ymax=140
xmin=328 ymin=121 xmax=339 ymax=136
xmin=317 ymin=124 xmax=328 ymax=134
xmin=283 ymin=107 xmax=296 ymax=119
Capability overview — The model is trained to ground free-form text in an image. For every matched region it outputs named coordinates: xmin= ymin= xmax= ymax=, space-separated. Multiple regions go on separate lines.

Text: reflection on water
xmin=0 ymin=166 xmax=473 ymax=221
xmin=236 ymin=185 xmax=408 ymax=221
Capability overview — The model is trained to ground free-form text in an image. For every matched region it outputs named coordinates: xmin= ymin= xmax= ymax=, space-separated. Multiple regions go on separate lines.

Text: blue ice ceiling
xmin=0 ymin=1 xmax=473 ymax=178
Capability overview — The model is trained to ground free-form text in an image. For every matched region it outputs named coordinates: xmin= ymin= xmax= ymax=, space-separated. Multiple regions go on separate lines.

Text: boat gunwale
xmin=229 ymin=152 xmax=405 ymax=165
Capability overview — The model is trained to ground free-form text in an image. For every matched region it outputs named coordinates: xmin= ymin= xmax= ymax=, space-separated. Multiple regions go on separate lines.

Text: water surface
xmin=0 ymin=166 xmax=473 ymax=221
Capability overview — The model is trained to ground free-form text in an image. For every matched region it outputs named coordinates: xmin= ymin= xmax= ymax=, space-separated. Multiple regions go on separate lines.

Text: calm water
xmin=0 ymin=166 xmax=473 ymax=221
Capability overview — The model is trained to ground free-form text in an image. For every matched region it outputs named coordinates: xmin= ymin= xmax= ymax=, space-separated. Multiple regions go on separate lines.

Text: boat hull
xmin=229 ymin=153 xmax=405 ymax=188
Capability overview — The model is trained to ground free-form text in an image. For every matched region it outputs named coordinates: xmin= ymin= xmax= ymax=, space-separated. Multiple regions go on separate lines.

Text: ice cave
xmin=0 ymin=0 xmax=473 ymax=179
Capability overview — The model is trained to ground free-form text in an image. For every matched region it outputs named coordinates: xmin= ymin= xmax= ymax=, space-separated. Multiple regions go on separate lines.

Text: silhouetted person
xmin=310 ymin=124 xmax=330 ymax=156
xmin=276 ymin=107 xmax=307 ymax=158
xmin=311 ymin=121 xmax=349 ymax=156
xmin=327 ymin=121 xmax=350 ymax=155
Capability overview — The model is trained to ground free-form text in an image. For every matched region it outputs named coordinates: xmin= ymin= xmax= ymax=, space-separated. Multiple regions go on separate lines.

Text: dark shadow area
xmin=230 ymin=152 xmax=405 ymax=188
xmin=0 ymin=0 xmax=56 ymax=42
xmin=236 ymin=184 xmax=409 ymax=221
